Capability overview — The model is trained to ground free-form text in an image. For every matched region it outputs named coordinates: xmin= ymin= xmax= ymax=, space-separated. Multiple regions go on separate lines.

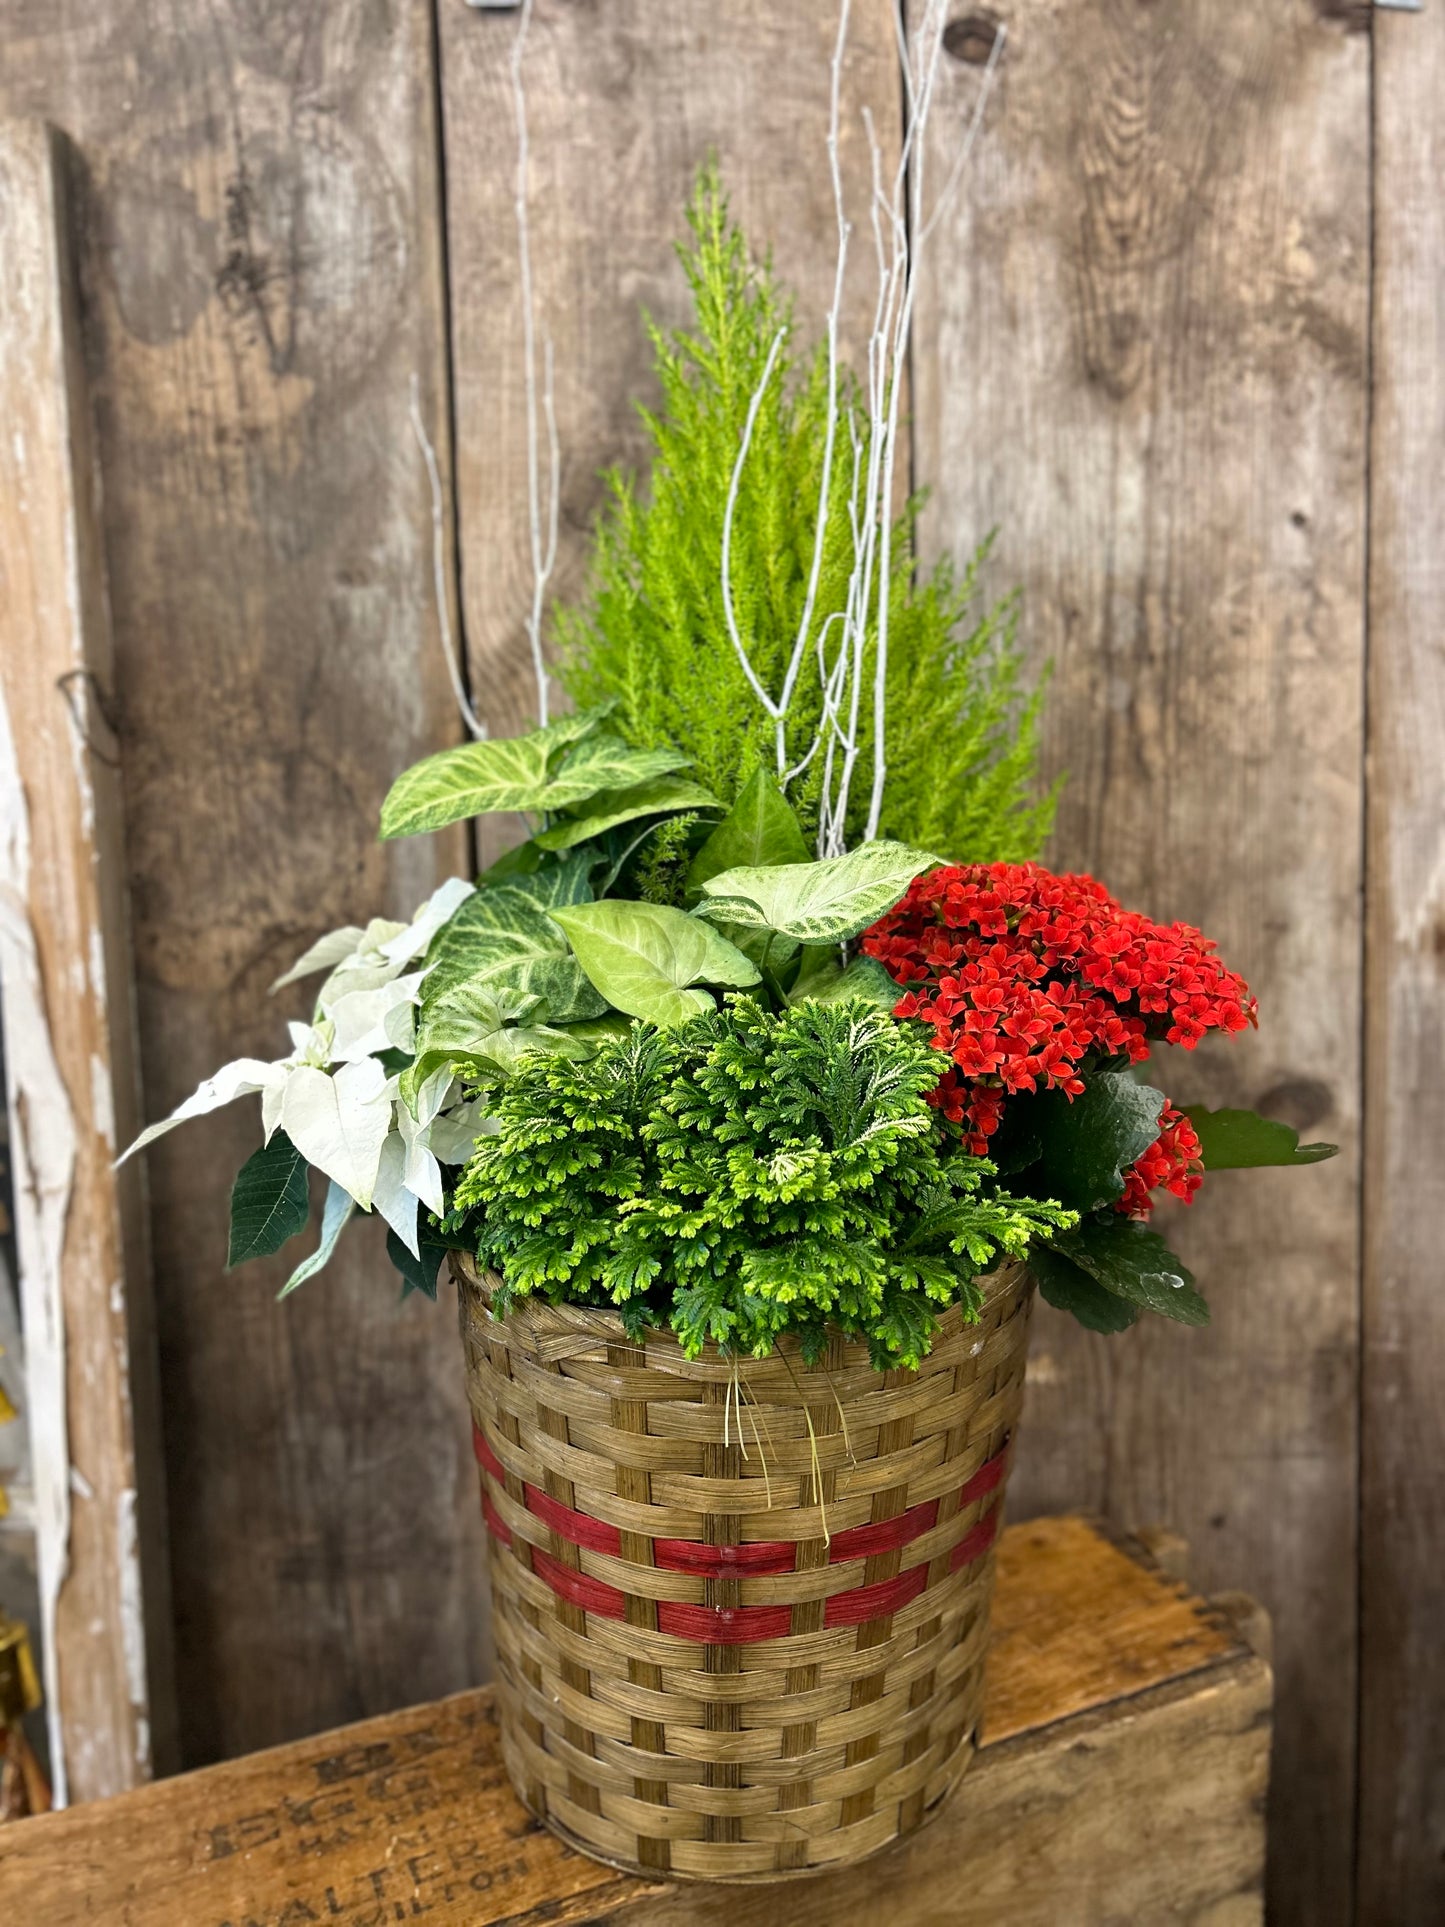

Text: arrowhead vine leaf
xmin=534 ymin=775 xmax=717 ymax=851
xmin=552 ymin=901 xmax=760 ymax=1028
xmin=685 ymin=768 xmax=809 ymax=896
xmin=696 ymin=841 xmax=938 ymax=944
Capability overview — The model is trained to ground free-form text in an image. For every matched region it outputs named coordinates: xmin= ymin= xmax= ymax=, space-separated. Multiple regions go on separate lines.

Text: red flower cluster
xmin=862 ymin=863 xmax=1255 ymax=1212
xmin=1117 ymin=1105 xmax=1205 ymax=1219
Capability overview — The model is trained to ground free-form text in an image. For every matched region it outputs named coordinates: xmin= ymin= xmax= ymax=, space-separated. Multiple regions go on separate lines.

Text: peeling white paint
xmin=115 ymin=1488 xmax=150 ymax=1772
xmin=0 ymin=682 xmax=77 ymax=1808
xmin=90 ymin=1052 xmax=116 ymax=1152
xmin=68 ymin=1464 xmax=95 ymax=1502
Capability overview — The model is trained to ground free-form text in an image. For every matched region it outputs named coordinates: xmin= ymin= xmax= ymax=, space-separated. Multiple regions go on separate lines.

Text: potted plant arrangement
xmin=122 ymin=145 xmax=1334 ymax=1885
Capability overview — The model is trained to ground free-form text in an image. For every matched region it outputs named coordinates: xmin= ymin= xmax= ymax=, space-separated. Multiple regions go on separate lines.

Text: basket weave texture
xmin=457 ymin=1253 xmax=1034 ymax=1882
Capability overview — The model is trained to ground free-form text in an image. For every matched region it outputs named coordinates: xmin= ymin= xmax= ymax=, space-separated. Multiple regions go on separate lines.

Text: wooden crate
xmin=0 ymin=1517 xmax=1271 ymax=1925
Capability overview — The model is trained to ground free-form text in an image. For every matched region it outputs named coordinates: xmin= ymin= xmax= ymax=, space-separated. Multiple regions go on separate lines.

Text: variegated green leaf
xmin=552 ymin=901 xmax=758 ymax=1028
xmin=696 ymin=841 xmax=938 ymax=944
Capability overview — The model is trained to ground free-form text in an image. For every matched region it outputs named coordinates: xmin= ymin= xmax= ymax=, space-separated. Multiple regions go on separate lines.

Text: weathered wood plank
xmin=1359 ymin=4 xmax=1445 ymax=1920
xmin=0 ymin=5 xmax=486 ymax=1765
xmin=0 ymin=1516 xmax=1270 ymax=1926
xmin=0 ymin=118 xmax=171 ymax=1803
xmin=908 ymin=7 xmax=1367 ymax=1922
xmin=434 ymin=0 xmax=903 ymax=860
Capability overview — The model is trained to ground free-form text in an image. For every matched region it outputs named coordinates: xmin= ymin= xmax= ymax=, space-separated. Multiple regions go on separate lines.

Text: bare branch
xmin=720 ymin=326 xmax=789 ymax=722
xmin=409 ymin=376 xmax=484 ymax=740
xmin=510 ymin=0 xmax=554 ymax=727
xmin=777 ymin=0 xmax=854 ymax=780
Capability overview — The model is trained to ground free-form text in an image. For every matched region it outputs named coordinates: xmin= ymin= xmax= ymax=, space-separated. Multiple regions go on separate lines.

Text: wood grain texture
xmin=0 ymin=118 xmax=171 ymax=1802
xmin=0 ymin=5 xmax=487 ymax=1765
xmin=1359 ymin=5 xmax=1445 ymax=1921
xmin=907 ymin=6 xmax=1367 ymax=1922
xmin=434 ymin=0 xmax=903 ymax=861
xmin=0 ymin=1516 xmax=1270 ymax=1925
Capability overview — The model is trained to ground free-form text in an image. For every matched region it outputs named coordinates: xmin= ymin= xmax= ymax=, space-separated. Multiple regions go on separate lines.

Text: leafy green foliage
xmin=1030 ymin=1244 xmax=1140 ymax=1334
xmin=551 ymin=901 xmax=759 ymax=1027
xmin=553 ymin=170 xmax=1054 ymax=862
xmin=419 ymin=866 xmax=605 ymax=1025
xmin=685 ymin=768 xmax=809 ymax=896
xmin=386 ymin=1225 xmax=454 ymax=1302
xmin=697 ymin=841 xmax=938 ymax=944
xmin=1182 ymin=1106 xmax=1338 ymax=1169
xmin=533 ymin=775 xmax=716 ymax=851
xmin=380 ymin=703 xmax=616 ymax=837
xmin=1000 ymin=1073 xmax=1168 ymax=1213
xmin=227 ymin=1131 xmax=311 ymax=1268
xmin=1042 ymin=1219 xmax=1209 ymax=1328
xmin=787 ymin=952 xmax=900 ymax=1012
xmin=450 ymin=999 xmax=1074 ymax=1369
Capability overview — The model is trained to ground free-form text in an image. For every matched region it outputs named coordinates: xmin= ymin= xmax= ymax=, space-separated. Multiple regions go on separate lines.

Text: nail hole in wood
xmin=943 ymin=12 xmax=1003 ymax=65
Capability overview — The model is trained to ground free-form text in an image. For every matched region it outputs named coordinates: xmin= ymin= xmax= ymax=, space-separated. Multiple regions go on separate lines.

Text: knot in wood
xmin=944 ymin=12 xmax=1003 ymax=66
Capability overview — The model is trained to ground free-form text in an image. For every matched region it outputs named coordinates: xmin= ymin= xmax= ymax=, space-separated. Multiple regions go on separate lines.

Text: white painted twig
xmin=511 ymin=0 xmax=556 ymax=727
xmin=778 ymin=0 xmax=854 ymax=782
xmin=720 ymin=326 xmax=790 ymax=721
xmin=409 ymin=377 xmax=485 ymax=740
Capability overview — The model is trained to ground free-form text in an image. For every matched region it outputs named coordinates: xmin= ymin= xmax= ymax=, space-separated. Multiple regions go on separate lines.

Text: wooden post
xmin=0 ymin=121 xmax=173 ymax=1800
xmin=908 ymin=7 xmax=1368 ymax=1922
xmin=1360 ymin=4 xmax=1445 ymax=1920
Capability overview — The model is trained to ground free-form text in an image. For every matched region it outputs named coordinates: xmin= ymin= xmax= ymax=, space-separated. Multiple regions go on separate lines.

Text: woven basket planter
xmin=456 ymin=1252 xmax=1034 ymax=1882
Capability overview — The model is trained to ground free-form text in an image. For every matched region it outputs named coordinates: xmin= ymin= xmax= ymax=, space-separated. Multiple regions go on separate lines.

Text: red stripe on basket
xmin=656 ymin=1600 xmax=796 ymax=1642
xmin=948 ymin=1510 xmax=1000 ymax=1573
xmin=827 ymin=1497 xmax=940 ymax=1564
xmin=524 ymin=1483 xmax=624 ymax=1556
xmin=653 ymin=1537 xmax=796 ymax=1577
xmin=481 ymin=1490 xmax=512 ymax=1548
xmin=824 ymin=1560 xmax=930 ymax=1628
xmin=472 ymin=1420 xmax=1009 ymax=1637
xmin=530 ymin=1546 xmax=627 ymax=1619
xmin=472 ymin=1421 xmax=505 ymax=1482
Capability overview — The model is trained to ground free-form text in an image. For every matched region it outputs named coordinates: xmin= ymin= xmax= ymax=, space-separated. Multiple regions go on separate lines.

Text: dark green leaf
xmin=788 ymin=952 xmax=901 ymax=1013
xmin=685 ymin=768 xmax=809 ymax=897
xmin=1181 ymin=1105 xmax=1338 ymax=1169
xmin=1025 ymin=1073 xmax=1167 ymax=1212
xmin=1050 ymin=1218 xmax=1210 ymax=1327
xmin=227 ymin=1132 xmax=310 ymax=1268
xmin=534 ymin=776 xmax=717 ymax=852
xmin=386 ymin=1226 xmax=454 ymax=1302
xmin=1030 ymin=1244 xmax=1140 ymax=1334
xmin=475 ymin=840 xmax=545 ymax=886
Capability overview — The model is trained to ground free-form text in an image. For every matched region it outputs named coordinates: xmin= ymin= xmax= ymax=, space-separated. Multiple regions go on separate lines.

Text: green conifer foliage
xmin=554 ymin=170 xmax=1056 ymax=864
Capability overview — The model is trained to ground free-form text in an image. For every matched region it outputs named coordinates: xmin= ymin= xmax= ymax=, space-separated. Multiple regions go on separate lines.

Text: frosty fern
xmin=451 ymin=998 xmax=1073 ymax=1369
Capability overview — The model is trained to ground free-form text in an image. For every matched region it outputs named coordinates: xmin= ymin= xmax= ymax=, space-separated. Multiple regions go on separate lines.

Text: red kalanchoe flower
xmin=863 ymin=862 xmax=1256 ymax=1162
xmin=1117 ymin=1105 xmax=1205 ymax=1220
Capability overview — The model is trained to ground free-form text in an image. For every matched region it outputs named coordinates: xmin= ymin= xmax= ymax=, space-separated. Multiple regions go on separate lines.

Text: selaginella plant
xmin=451 ymin=998 xmax=1072 ymax=1369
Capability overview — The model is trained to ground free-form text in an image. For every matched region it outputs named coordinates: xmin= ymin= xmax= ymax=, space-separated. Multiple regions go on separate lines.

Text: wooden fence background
xmin=0 ymin=2 xmax=1439 ymax=1920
